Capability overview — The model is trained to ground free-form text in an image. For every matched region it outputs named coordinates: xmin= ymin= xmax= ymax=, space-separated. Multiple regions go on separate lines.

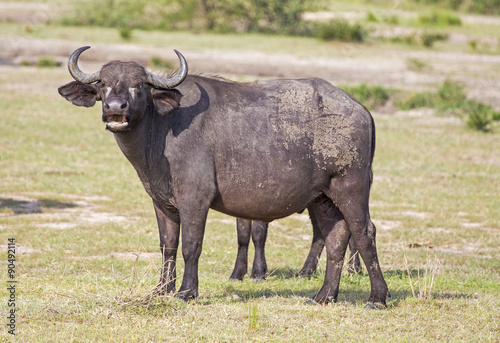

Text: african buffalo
xmin=230 ymin=216 xmax=361 ymax=281
xmin=58 ymin=46 xmax=389 ymax=306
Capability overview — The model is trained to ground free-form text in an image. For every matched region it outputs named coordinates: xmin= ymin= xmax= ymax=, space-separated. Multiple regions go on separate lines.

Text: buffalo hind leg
xmin=298 ymin=208 xmax=325 ymax=277
xmin=230 ymin=219 xmax=268 ymax=280
xmin=348 ymin=240 xmax=362 ymax=274
xmin=328 ymin=174 xmax=389 ymax=306
xmin=309 ymin=196 xmax=350 ymax=304
xmin=250 ymin=220 xmax=268 ymax=279
xmin=153 ymin=203 xmax=180 ymax=296
xmin=229 ymin=219 xmax=252 ymax=281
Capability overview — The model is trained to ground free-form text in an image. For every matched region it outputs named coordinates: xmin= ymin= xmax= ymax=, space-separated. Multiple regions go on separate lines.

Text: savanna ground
xmin=0 ymin=0 xmax=499 ymax=341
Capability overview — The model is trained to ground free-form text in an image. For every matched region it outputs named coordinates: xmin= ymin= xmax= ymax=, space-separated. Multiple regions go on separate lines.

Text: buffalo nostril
xmin=121 ymin=103 xmax=127 ymax=109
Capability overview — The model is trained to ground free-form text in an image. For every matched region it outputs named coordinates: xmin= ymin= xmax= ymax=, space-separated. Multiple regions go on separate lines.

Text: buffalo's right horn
xmin=68 ymin=46 xmax=101 ymax=84
xmin=145 ymin=49 xmax=188 ymax=89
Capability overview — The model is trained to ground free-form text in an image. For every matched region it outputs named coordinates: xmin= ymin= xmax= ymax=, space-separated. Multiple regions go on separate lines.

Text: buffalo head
xmin=58 ymin=46 xmax=188 ymax=132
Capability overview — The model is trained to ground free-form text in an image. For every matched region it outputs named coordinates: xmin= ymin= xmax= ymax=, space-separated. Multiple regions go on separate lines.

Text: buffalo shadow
xmin=0 ymin=197 xmax=79 ymax=215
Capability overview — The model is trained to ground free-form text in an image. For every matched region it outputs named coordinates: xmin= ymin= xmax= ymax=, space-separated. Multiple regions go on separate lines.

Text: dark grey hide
xmin=230 ymin=215 xmax=361 ymax=281
xmin=58 ymin=47 xmax=389 ymax=306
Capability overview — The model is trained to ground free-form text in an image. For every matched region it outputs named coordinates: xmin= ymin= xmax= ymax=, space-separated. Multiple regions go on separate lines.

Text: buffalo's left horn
xmin=145 ymin=49 xmax=188 ymax=89
xmin=68 ymin=46 xmax=101 ymax=84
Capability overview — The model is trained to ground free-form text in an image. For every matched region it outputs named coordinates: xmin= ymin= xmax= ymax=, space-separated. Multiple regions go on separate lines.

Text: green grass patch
xmin=341 ymin=83 xmax=391 ymax=110
xmin=418 ymin=12 xmax=462 ymax=26
xmin=396 ymin=80 xmax=500 ymax=131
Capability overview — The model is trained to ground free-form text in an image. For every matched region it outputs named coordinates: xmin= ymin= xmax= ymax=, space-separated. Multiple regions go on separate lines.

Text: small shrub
xmin=366 ymin=12 xmax=378 ymax=22
xmin=37 ymin=57 xmax=60 ymax=68
xmin=465 ymin=104 xmax=493 ymax=132
xmin=406 ymin=58 xmax=430 ymax=72
xmin=384 ymin=15 xmax=399 ymax=25
xmin=390 ymin=33 xmax=418 ymax=46
xmin=397 ymin=91 xmax=435 ymax=110
xmin=343 ymin=84 xmax=390 ymax=109
xmin=436 ymin=79 xmax=466 ymax=110
xmin=418 ymin=12 xmax=462 ymax=26
xmin=468 ymin=40 xmax=478 ymax=51
xmin=421 ymin=32 xmax=448 ymax=48
xmin=464 ymin=100 xmax=500 ymax=132
xmin=318 ymin=19 xmax=366 ymax=43
xmin=396 ymin=79 xmax=500 ymax=131
xmin=119 ymin=27 xmax=133 ymax=40
xmin=150 ymin=57 xmax=173 ymax=70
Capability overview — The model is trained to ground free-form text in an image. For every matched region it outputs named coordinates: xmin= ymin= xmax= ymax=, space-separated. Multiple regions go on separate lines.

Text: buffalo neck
xmin=112 ymin=105 xmax=169 ymax=183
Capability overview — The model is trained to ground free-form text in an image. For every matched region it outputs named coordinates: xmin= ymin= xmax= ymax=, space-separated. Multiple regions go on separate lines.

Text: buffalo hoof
xmin=229 ymin=270 xmax=246 ymax=281
xmin=365 ymin=302 xmax=386 ymax=310
xmin=250 ymin=273 xmax=267 ymax=280
xmin=175 ymin=290 xmax=198 ymax=302
xmin=251 ymin=277 xmax=265 ymax=283
xmin=297 ymin=268 xmax=316 ymax=278
xmin=305 ymin=299 xmax=319 ymax=306
xmin=306 ymin=295 xmax=335 ymax=306
xmin=228 ymin=275 xmax=245 ymax=282
xmin=153 ymin=283 xmax=167 ymax=297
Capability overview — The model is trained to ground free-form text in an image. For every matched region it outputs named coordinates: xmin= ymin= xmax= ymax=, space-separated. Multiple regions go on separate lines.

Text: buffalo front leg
xmin=250 ymin=220 xmax=268 ymax=279
xmin=176 ymin=207 xmax=210 ymax=302
xmin=153 ymin=203 xmax=180 ymax=295
xmin=309 ymin=196 xmax=350 ymax=304
xmin=229 ymin=219 xmax=252 ymax=281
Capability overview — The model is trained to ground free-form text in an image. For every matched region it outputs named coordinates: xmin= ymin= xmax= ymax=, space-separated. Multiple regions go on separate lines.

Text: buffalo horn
xmin=145 ymin=50 xmax=188 ymax=89
xmin=68 ymin=46 xmax=101 ymax=84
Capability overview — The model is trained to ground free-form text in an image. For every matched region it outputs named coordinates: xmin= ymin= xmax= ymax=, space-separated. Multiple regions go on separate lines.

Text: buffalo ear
xmin=58 ymin=81 xmax=99 ymax=107
xmin=152 ymin=89 xmax=182 ymax=115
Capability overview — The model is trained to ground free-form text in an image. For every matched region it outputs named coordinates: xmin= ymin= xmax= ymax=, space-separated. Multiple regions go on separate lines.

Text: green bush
xmin=396 ymin=80 xmax=500 ymax=132
xmin=150 ymin=57 xmax=173 ymax=70
xmin=412 ymin=0 xmax=500 ymax=15
xmin=465 ymin=102 xmax=495 ymax=132
xmin=436 ymin=79 xmax=466 ymax=110
xmin=397 ymin=91 xmax=435 ymax=110
xmin=61 ymin=0 xmax=200 ymax=31
xmin=119 ymin=27 xmax=133 ymax=40
xmin=37 ymin=57 xmax=60 ymax=68
xmin=62 ymin=0 xmax=317 ymax=36
xmin=342 ymin=84 xmax=390 ymax=109
xmin=421 ymin=32 xmax=448 ymax=48
xmin=389 ymin=32 xmax=447 ymax=48
xmin=418 ymin=12 xmax=462 ymax=26
xmin=318 ymin=19 xmax=366 ymax=42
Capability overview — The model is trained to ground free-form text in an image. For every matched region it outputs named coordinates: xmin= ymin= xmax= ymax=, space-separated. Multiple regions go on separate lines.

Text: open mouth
xmin=105 ymin=114 xmax=129 ymax=131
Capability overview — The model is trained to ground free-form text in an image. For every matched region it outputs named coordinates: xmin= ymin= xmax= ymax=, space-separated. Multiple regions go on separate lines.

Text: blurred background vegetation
xmin=61 ymin=0 xmax=500 ymax=37
xmin=47 ymin=0 xmax=498 ymax=131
